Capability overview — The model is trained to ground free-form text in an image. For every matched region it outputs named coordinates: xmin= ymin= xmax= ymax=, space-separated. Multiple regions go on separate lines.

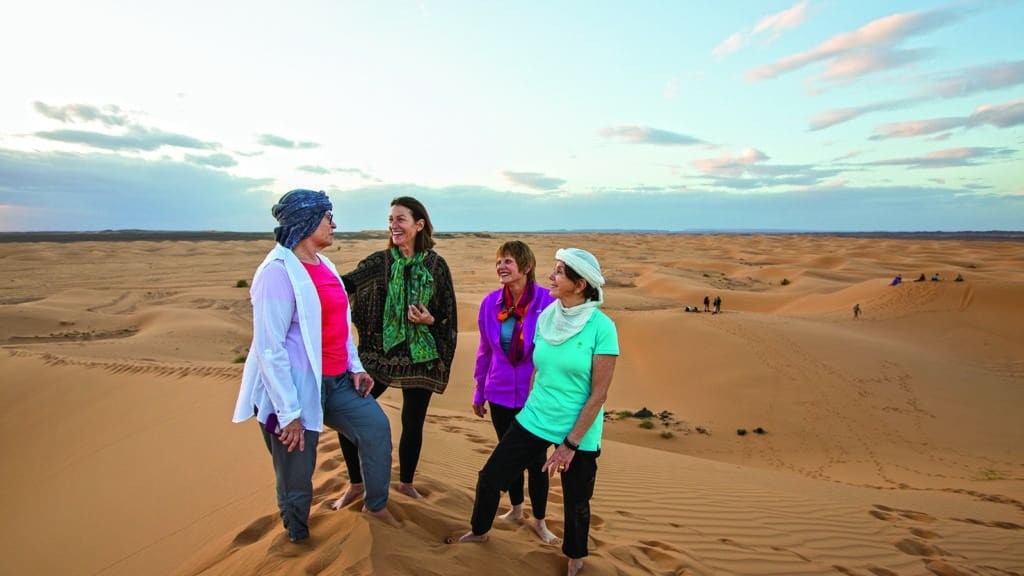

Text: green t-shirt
xmin=515 ymin=309 xmax=619 ymax=451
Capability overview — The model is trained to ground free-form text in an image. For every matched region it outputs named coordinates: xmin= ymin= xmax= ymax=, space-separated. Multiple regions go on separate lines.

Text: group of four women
xmin=233 ymin=189 xmax=618 ymax=575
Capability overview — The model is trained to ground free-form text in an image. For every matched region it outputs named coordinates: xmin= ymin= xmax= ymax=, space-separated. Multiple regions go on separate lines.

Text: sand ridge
xmin=0 ymin=233 xmax=1021 ymax=575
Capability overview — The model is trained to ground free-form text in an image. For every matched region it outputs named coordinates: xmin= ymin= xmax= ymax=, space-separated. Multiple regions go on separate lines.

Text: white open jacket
xmin=232 ymin=244 xmax=365 ymax=432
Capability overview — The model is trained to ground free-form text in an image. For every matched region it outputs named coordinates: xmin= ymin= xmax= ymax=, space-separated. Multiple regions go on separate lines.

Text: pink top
xmin=303 ymin=260 xmax=350 ymax=375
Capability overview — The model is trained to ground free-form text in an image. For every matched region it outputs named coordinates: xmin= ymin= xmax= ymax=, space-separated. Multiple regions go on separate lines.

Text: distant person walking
xmin=703 ymin=295 xmax=710 ymax=312
xmin=713 ymin=295 xmax=722 ymax=314
xmin=853 ymin=303 xmax=861 ymax=319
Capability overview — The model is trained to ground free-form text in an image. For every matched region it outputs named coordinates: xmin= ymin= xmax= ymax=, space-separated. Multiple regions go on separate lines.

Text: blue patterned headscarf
xmin=271 ymin=189 xmax=332 ymax=249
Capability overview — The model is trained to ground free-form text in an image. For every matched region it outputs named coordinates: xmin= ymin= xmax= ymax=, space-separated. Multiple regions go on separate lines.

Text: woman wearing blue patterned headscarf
xmin=233 ymin=189 xmax=395 ymax=543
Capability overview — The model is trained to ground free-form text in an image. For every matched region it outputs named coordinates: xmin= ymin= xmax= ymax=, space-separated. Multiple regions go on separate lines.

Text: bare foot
xmin=362 ymin=505 xmax=401 ymax=527
xmin=567 ymin=558 xmax=583 ymax=576
xmin=445 ymin=531 xmax=488 ymax=544
xmin=499 ymin=504 xmax=524 ymax=521
xmin=330 ymin=483 xmax=364 ymax=510
xmin=397 ymin=482 xmax=422 ymax=499
xmin=532 ymin=519 xmax=562 ymax=545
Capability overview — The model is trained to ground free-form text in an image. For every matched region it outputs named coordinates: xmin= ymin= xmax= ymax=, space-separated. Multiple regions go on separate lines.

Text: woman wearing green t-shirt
xmin=450 ymin=248 xmax=618 ymax=576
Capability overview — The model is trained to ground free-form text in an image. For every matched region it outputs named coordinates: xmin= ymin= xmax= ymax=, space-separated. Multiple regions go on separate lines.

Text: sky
xmin=1 ymin=0 xmax=1022 ymax=232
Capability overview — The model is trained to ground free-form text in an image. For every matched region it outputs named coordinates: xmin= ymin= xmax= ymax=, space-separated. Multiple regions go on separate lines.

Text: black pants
xmin=489 ymin=402 xmax=549 ymax=519
xmin=340 ymin=382 xmax=433 ymax=484
xmin=471 ymin=419 xmax=598 ymax=559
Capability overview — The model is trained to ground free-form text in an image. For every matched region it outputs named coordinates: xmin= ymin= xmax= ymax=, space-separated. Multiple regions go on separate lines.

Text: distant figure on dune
xmin=932 ymin=272 xmax=941 ymax=281
xmin=713 ymin=295 xmax=722 ymax=314
xmin=232 ymin=189 xmax=394 ymax=543
xmin=703 ymin=295 xmax=710 ymax=312
xmin=473 ymin=240 xmax=558 ymax=544
xmin=890 ymin=274 xmax=902 ymax=286
xmin=451 ymin=248 xmax=619 ymax=576
xmin=915 ymin=273 xmax=926 ymax=282
xmin=333 ymin=196 xmax=458 ymax=506
xmin=955 ymin=273 xmax=964 ymax=282
xmin=853 ymin=303 xmax=861 ymax=319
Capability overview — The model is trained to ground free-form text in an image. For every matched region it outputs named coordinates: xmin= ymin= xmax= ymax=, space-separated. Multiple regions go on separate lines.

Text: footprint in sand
xmin=318 ymin=456 xmax=343 ymax=471
xmin=866 ymin=567 xmax=899 ymax=576
xmin=910 ymin=527 xmax=941 ymax=539
xmin=893 ymin=538 xmax=953 ymax=558
xmin=951 ymin=517 xmax=1023 ymax=530
xmin=303 ymin=543 xmax=343 ymax=575
xmin=230 ymin=514 xmax=277 ymax=547
xmin=873 ymin=504 xmax=936 ymax=523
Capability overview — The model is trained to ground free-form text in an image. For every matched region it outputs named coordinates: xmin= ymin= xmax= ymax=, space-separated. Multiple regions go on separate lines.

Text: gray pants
xmin=321 ymin=373 xmax=393 ymax=512
xmin=261 ymin=425 xmax=320 ymax=542
xmin=260 ymin=373 xmax=392 ymax=541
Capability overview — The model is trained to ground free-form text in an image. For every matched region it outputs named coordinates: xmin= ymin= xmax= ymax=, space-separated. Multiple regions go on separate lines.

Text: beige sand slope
xmin=0 ymin=234 xmax=1021 ymax=575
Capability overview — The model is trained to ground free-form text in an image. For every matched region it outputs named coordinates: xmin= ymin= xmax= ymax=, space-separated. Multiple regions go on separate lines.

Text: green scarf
xmin=383 ymin=247 xmax=439 ymax=363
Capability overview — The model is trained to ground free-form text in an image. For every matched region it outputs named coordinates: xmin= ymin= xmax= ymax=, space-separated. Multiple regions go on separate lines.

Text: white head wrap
xmin=555 ymin=248 xmax=605 ymax=305
xmin=537 ymin=248 xmax=605 ymax=345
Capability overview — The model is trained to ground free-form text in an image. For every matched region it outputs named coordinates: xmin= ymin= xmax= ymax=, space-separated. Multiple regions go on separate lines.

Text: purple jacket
xmin=473 ymin=282 xmax=555 ymax=409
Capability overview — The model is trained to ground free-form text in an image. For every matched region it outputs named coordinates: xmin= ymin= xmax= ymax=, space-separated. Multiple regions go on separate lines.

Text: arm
xmin=472 ymin=295 xmax=492 ymax=417
xmin=250 ymin=262 xmax=306 ymax=451
xmin=342 ymin=279 xmax=374 ymax=396
xmin=543 ymin=355 xmax=617 ymax=476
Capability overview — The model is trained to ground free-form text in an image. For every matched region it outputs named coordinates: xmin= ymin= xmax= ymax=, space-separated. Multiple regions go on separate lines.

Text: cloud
xmin=688 ymin=148 xmax=846 ymax=190
xmin=323 ymin=182 xmax=1024 ymax=232
xmin=501 ymin=170 xmax=566 ymax=191
xmin=819 ymin=47 xmax=929 ymax=82
xmin=298 ymin=164 xmax=331 ymax=175
xmin=1 ymin=148 xmax=1019 ymax=232
xmin=809 ymin=98 xmax=918 ymax=130
xmin=186 ymin=153 xmax=237 ymax=168
xmin=870 ymin=97 xmax=1024 ymax=139
xmin=258 ymin=134 xmax=320 ymax=149
xmin=747 ymin=7 xmax=961 ymax=82
xmin=33 ymin=101 xmax=128 ymax=127
xmin=34 ymin=125 xmax=218 ymax=152
xmin=336 ymin=167 xmax=377 ymax=180
xmin=691 ymin=148 xmax=770 ymax=177
xmin=713 ymin=1 xmax=810 ymax=58
xmin=0 ymin=148 xmax=272 ymax=231
xmin=866 ymin=147 xmax=1015 ymax=169
xmin=929 ymin=60 xmax=1024 ymax=98
xmin=600 ymin=125 xmax=704 ymax=146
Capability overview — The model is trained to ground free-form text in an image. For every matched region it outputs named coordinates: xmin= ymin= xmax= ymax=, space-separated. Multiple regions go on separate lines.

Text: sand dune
xmin=1 ymin=233 xmax=1021 ymax=575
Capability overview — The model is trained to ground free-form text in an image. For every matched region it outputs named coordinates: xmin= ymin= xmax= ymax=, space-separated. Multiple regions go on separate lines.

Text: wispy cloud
xmin=809 ymin=98 xmax=918 ymax=130
xmin=600 ymin=125 xmax=704 ymax=146
xmin=297 ymin=164 xmax=331 ymax=175
xmin=866 ymin=146 xmax=1015 ymax=169
xmin=258 ymin=134 xmax=320 ymax=149
xmin=689 ymin=148 xmax=844 ymax=189
xmin=929 ymin=59 xmax=1024 ymax=97
xmin=336 ymin=167 xmax=377 ymax=181
xmin=713 ymin=1 xmax=810 ymax=58
xmin=870 ymin=98 xmax=1024 ymax=139
xmin=747 ymin=8 xmax=962 ymax=83
xmin=33 ymin=101 xmax=128 ymax=127
xmin=692 ymin=148 xmax=769 ymax=177
xmin=35 ymin=125 xmax=218 ymax=152
xmin=186 ymin=153 xmax=237 ymax=168
xmin=501 ymin=170 xmax=566 ymax=191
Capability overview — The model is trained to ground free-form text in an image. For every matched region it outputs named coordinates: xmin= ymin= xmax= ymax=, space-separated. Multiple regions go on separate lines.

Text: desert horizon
xmin=1 ymin=232 xmax=1021 ymax=575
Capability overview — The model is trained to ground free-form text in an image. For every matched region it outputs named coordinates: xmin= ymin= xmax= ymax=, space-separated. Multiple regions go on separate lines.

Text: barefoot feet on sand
xmin=330 ymin=483 xmax=364 ymax=510
xmin=567 ymin=558 xmax=583 ymax=576
xmin=499 ymin=504 xmax=524 ymax=521
xmin=362 ymin=505 xmax=401 ymax=527
xmin=397 ymin=482 xmax=422 ymax=499
xmin=445 ymin=531 xmax=488 ymax=544
xmin=533 ymin=519 xmax=562 ymax=545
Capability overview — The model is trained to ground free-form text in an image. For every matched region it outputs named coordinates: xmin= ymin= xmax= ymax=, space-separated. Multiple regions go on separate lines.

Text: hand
xmin=352 ymin=372 xmax=375 ymax=397
xmin=542 ymin=443 xmax=576 ymax=477
xmin=407 ymin=303 xmax=434 ymax=325
xmin=279 ymin=418 xmax=306 ymax=453
xmin=472 ymin=403 xmax=487 ymax=418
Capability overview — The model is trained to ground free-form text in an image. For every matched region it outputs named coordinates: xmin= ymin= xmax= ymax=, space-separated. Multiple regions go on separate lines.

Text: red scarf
xmin=497 ymin=283 xmax=534 ymax=365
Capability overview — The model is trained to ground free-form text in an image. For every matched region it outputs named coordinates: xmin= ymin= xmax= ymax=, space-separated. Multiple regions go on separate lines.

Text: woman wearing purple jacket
xmin=473 ymin=240 xmax=557 ymax=543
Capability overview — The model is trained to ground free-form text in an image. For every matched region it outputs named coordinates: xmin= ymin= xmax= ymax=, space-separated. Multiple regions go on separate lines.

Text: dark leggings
xmin=471 ymin=419 xmax=598 ymax=559
xmin=489 ymin=402 xmax=549 ymax=519
xmin=340 ymin=382 xmax=433 ymax=484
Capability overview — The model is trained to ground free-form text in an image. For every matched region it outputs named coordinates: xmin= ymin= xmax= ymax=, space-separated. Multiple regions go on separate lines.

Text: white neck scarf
xmin=537 ymin=299 xmax=601 ymax=345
